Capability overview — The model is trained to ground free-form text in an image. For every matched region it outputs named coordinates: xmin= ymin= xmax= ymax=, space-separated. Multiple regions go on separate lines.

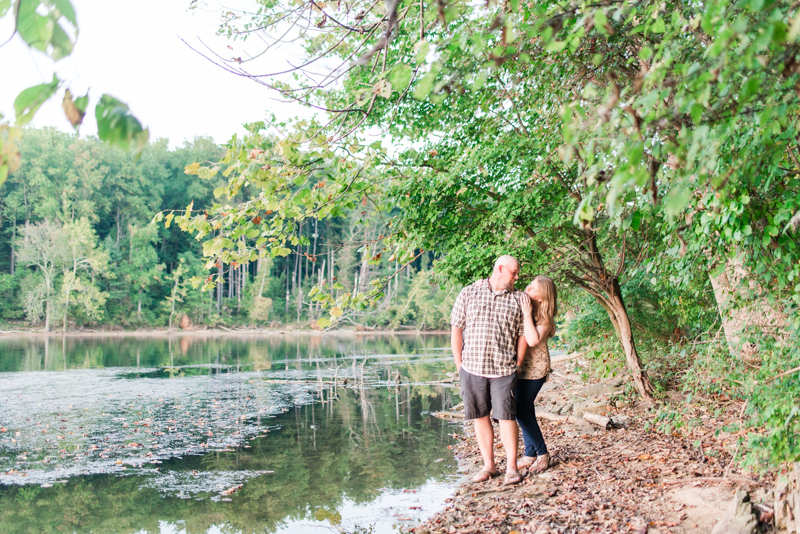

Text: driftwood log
xmin=537 ymin=410 xmax=612 ymax=429
xmin=432 ymin=411 xmax=465 ymax=420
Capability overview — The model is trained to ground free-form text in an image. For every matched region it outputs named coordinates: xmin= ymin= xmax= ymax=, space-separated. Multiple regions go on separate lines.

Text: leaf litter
xmin=409 ymin=363 xmax=775 ymax=534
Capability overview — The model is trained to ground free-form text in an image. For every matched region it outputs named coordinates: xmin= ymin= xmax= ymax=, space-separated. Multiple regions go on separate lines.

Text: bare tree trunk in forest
xmin=709 ymin=253 xmax=786 ymax=357
xmin=10 ymin=222 xmax=15 ymax=275
xmin=285 ymin=258 xmax=291 ymax=314
xmin=216 ymin=263 xmax=222 ymax=315
xmin=63 ymin=292 xmax=70 ymax=334
xmin=45 ymin=299 xmax=51 ymax=332
xmin=116 ymin=206 xmax=121 ymax=247
xmin=292 ymin=246 xmax=299 ymax=297
xmin=228 ymin=264 xmax=233 ymax=299
xmin=312 ymin=219 xmax=318 ymax=277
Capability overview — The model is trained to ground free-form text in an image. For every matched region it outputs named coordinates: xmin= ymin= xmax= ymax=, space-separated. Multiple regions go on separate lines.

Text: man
xmin=450 ymin=255 xmax=527 ymax=485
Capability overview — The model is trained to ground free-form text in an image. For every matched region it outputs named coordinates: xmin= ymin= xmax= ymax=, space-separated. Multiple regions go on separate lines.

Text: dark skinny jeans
xmin=516 ymin=377 xmax=548 ymax=458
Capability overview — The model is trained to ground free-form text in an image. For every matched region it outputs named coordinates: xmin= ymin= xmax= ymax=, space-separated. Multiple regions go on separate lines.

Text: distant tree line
xmin=0 ymin=128 xmax=454 ymax=331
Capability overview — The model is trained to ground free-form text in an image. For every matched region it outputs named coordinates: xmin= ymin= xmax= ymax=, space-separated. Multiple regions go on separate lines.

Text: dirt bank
xmin=412 ymin=357 xmax=774 ymax=534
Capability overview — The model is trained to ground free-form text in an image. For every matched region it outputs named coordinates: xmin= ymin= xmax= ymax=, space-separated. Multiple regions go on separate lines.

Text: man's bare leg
xmin=473 ymin=416 xmax=497 ymax=473
xmin=499 ymin=419 xmax=519 ymax=474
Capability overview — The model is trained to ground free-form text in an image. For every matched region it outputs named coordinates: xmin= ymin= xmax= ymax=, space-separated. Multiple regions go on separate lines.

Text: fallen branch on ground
xmin=433 ymin=411 xmax=465 ymax=420
xmin=537 ymin=410 xmax=612 ymax=429
xmin=661 ymin=476 xmax=757 ymax=486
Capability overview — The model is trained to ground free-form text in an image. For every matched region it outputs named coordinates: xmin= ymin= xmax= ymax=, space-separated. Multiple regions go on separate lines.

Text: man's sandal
xmin=516 ymin=456 xmax=536 ymax=470
xmin=471 ymin=469 xmax=499 ymax=483
xmin=503 ymin=471 xmax=523 ymax=485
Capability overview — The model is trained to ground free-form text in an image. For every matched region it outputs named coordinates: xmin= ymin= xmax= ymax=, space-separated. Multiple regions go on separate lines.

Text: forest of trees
xmin=0 ymin=128 xmax=456 ymax=332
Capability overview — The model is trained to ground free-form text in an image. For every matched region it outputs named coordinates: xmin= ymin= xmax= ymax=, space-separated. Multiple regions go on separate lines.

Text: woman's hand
xmin=519 ymin=293 xmax=533 ymax=317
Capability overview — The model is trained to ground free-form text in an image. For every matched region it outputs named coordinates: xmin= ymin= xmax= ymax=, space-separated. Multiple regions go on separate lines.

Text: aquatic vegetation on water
xmin=0 ymin=335 xmax=461 ymax=534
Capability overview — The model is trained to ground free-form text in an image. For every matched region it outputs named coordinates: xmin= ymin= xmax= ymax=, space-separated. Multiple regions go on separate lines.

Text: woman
xmin=516 ymin=275 xmax=557 ymax=473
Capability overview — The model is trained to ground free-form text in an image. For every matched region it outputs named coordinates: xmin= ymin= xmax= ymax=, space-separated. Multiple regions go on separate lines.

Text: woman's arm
xmin=520 ymin=294 xmax=540 ymax=347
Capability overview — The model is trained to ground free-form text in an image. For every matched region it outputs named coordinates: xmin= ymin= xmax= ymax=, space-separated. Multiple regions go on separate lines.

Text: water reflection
xmin=0 ymin=334 xmax=461 ymax=534
xmin=0 ymin=333 xmax=451 ymax=374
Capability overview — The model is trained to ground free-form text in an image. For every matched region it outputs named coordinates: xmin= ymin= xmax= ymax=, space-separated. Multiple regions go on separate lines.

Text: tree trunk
xmin=63 ymin=290 xmax=70 ymax=334
xmin=138 ymin=288 xmax=142 ymax=318
xmin=216 ymin=263 xmax=222 ymax=315
xmin=116 ymin=206 xmax=121 ymax=247
xmin=312 ymin=219 xmax=318 ymax=277
xmin=579 ymin=228 xmax=654 ymax=402
xmin=709 ymin=253 xmax=786 ymax=358
xmin=228 ymin=264 xmax=233 ymax=299
xmin=606 ymin=278 xmax=655 ymax=400
xmin=10 ymin=222 xmax=15 ymax=275
xmin=285 ymin=258 xmax=291 ymax=314
xmin=45 ymin=299 xmax=50 ymax=332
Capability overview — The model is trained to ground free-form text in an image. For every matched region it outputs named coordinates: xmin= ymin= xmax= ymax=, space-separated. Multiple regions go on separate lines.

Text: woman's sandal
xmin=516 ymin=456 xmax=536 ymax=470
xmin=471 ymin=469 xmax=499 ymax=483
xmin=503 ymin=471 xmax=523 ymax=485
xmin=530 ymin=453 xmax=550 ymax=473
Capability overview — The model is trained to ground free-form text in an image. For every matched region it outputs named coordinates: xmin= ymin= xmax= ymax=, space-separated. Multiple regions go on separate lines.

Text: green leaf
xmin=316 ymin=317 xmax=332 ymax=328
xmin=545 ymin=40 xmax=567 ymax=52
xmin=630 ymin=210 xmax=643 ymax=231
xmin=16 ymin=0 xmax=54 ymax=52
xmin=414 ymin=70 xmax=438 ymax=100
xmin=49 ymin=22 xmax=73 ymax=60
xmin=594 ymin=11 xmax=609 ymax=35
xmin=95 ymin=94 xmax=149 ymax=153
xmin=0 ymin=0 xmax=12 ymax=17
xmin=16 ymin=0 xmax=77 ymax=59
xmin=690 ymin=103 xmax=704 ymax=125
xmin=52 ymin=0 xmax=77 ymax=26
xmin=389 ymin=65 xmax=413 ymax=90
xmin=165 ymin=212 xmax=174 ymax=229
xmin=14 ymin=74 xmax=61 ymax=125
xmin=650 ymin=17 xmax=666 ymax=33
xmin=665 ymin=186 xmax=691 ymax=219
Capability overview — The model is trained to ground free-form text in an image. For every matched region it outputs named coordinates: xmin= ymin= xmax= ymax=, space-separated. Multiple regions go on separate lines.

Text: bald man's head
xmin=489 ymin=255 xmax=520 ymax=291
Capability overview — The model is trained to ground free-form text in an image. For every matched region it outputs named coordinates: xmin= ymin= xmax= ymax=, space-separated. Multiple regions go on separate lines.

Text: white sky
xmin=0 ymin=0 xmax=310 ymax=147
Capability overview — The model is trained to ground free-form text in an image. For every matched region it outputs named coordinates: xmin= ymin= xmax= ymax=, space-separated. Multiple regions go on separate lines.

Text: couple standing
xmin=450 ymin=255 xmax=558 ymax=485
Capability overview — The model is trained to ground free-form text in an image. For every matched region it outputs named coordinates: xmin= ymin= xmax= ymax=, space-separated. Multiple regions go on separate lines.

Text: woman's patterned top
xmin=518 ymin=324 xmax=551 ymax=380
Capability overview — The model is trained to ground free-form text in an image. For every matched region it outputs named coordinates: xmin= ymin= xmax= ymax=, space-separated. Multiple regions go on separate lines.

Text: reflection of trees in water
xmin=0 ymin=333 xmax=451 ymax=373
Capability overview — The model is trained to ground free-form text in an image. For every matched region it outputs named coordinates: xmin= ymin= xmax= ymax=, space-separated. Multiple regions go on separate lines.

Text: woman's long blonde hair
xmin=528 ymin=276 xmax=558 ymax=337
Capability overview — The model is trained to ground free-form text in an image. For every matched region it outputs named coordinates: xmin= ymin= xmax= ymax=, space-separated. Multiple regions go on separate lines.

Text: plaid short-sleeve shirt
xmin=450 ymin=279 xmax=525 ymax=378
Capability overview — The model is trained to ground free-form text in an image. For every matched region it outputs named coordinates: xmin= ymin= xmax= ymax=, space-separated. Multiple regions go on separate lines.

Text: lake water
xmin=0 ymin=333 xmax=462 ymax=534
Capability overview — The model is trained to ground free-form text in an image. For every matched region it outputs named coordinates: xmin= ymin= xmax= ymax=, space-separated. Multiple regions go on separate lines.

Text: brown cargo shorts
xmin=459 ymin=367 xmax=517 ymax=420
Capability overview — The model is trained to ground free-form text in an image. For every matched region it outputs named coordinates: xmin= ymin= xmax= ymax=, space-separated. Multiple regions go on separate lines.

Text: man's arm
xmin=516 ymin=335 xmax=527 ymax=368
xmin=451 ymin=326 xmax=464 ymax=372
